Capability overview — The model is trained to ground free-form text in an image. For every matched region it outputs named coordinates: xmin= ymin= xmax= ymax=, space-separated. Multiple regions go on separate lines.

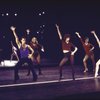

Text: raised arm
xmin=10 ymin=26 xmax=21 ymax=49
xmin=75 ymin=32 xmax=84 ymax=44
xmin=38 ymin=44 xmax=45 ymax=52
xmin=55 ymin=24 xmax=62 ymax=40
xmin=26 ymin=29 xmax=30 ymax=35
xmin=91 ymin=31 xmax=100 ymax=48
xmin=75 ymin=32 xmax=81 ymax=38
xmin=41 ymin=46 xmax=45 ymax=52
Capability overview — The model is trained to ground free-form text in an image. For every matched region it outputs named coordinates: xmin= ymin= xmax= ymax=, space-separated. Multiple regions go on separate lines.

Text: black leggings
xmin=59 ymin=52 xmax=75 ymax=80
xmin=14 ymin=57 xmax=37 ymax=80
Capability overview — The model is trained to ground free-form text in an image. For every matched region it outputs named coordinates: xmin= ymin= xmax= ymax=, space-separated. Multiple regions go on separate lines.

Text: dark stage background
xmin=0 ymin=0 xmax=99 ymax=65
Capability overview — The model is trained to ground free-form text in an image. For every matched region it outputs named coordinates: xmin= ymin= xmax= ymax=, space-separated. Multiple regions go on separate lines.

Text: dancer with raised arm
xmin=27 ymin=37 xmax=44 ymax=75
xmin=91 ymin=31 xmax=100 ymax=78
xmin=56 ymin=24 xmax=78 ymax=80
xmin=10 ymin=41 xmax=19 ymax=61
xmin=75 ymin=32 xmax=95 ymax=73
xmin=10 ymin=26 xmax=37 ymax=82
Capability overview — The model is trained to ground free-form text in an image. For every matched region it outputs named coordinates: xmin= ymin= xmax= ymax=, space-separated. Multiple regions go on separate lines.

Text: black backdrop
xmin=0 ymin=0 xmax=99 ymax=65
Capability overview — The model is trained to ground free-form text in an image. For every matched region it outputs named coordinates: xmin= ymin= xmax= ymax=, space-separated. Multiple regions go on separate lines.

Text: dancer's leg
xmin=83 ymin=55 xmax=89 ymax=72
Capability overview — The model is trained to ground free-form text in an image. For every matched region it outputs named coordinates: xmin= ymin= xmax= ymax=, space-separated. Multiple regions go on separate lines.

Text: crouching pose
xmin=56 ymin=24 xmax=78 ymax=80
xmin=10 ymin=26 xmax=37 ymax=82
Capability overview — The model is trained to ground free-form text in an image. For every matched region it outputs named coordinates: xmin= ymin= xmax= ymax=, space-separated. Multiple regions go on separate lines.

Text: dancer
xmin=75 ymin=32 xmax=95 ymax=72
xmin=91 ymin=31 xmax=100 ymax=78
xmin=10 ymin=41 xmax=19 ymax=61
xmin=10 ymin=26 xmax=37 ymax=82
xmin=27 ymin=37 xmax=44 ymax=75
xmin=56 ymin=24 xmax=78 ymax=80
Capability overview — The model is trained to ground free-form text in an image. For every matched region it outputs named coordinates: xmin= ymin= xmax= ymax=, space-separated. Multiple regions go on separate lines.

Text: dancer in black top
xmin=27 ymin=37 xmax=44 ymax=75
xmin=56 ymin=24 xmax=78 ymax=80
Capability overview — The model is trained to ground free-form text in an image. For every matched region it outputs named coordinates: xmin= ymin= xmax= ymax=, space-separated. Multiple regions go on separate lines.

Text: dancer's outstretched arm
xmin=26 ymin=29 xmax=30 ymax=35
xmin=91 ymin=31 xmax=100 ymax=48
xmin=10 ymin=26 xmax=21 ymax=49
xmin=75 ymin=32 xmax=84 ymax=45
xmin=55 ymin=24 xmax=62 ymax=40
xmin=75 ymin=32 xmax=81 ymax=38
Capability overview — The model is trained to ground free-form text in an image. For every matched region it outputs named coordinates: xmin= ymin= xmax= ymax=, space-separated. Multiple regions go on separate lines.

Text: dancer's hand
xmin=41 ymin=46 xmax=45 ymax=52
xmin=10 ymin=26 xmax=16 ymax=31
xmin=75 ymin=32 xmax=79 ymax=35
xmin=28 ymin=54 xmax=33 ymax=59
xmin=75 ymin=32 xmax=81 ymax=38
xmin=91 ymin=31 xmax=96 ymax=34
xmin=55 ymin=24 xmax=59 ymax=28
xmin=26 ymin=29 xmax=30 ymax=34
xmin=71 ymin=52 xmax=75 ymax=55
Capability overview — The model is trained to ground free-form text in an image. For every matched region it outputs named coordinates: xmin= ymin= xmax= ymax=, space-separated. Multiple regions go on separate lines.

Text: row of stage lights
xmin=38 ymin=11 xmax=45 ymax=16
xmin=1 ymin=11 xmax=46 ymax=39
xmin=1 ymin=13 xmax=18 ymax=16
xmin=1 ymin=11 xmax=45 ymax=17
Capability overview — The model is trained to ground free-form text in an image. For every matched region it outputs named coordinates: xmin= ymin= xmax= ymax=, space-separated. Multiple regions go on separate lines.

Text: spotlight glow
xmin=43 ymin=25 xmax=45 ymax=27
xmin=2 ymin=14 xmax=4 ymax=16
xmin=14 ymin=13 xmax=17 ymax=16
xmin=37 ymin=31 xmax=39 ymax=34
xmin=42 ymin=12 xmax=45 ymax=14
xmin=39 ymin=13 xmax=41 ymax=16
xmin=6 ymin=13 xmax=9 ymax=16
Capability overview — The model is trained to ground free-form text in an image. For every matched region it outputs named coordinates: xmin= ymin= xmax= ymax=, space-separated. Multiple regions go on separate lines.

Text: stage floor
xmin=0 ymin=64 xmax=97 ymax=85
xmin=0 ymin=62 xmax=100 ymax=100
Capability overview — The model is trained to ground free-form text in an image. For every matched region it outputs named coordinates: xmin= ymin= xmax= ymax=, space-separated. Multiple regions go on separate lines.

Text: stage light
xmin=6 ymin=13 xmax=9 ymax=16
xmin=39 ymin=13 xmax=41 ymax=16
xmin=37 ymin=31 xmax=39 ymax=34
xmin=43 ymin=25 xmax=45 ymax=27
xmin=14 ymin=13 xmax=17 ymax=16
xmin=42 ymin=12 xmax=45 ymax=14
xmin=1 ymin=13 xmax=4 ymax=16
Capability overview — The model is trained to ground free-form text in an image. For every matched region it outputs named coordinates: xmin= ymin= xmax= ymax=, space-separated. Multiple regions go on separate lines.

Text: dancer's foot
xmin=94 ymin=73 xmax=98 ymax=78
xmin=84 ymin=68 xmax=88 ymax=73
